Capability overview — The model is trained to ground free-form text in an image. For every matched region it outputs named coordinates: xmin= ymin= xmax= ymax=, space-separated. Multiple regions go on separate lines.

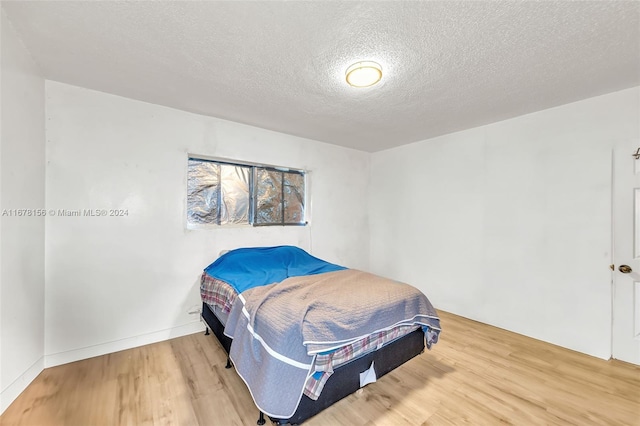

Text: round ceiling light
xmin=345 ymin=61 xmax=382 ymax=88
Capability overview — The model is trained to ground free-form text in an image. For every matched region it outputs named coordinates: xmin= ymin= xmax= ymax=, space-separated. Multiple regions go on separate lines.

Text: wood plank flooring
xmin=2 ymin=311 xmax=639 ymax=425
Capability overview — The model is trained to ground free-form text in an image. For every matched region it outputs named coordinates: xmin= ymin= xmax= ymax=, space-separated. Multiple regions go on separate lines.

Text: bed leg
xmin=257 ymin=412 xmax=266 ymax=425
xmin=225 ymin=356 xmax=232 ymax=369
xmin=204 ymin=327 xmax=210 ymax=335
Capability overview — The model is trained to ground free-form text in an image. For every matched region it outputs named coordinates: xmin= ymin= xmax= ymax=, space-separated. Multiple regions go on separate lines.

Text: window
xmin=187 ymin=158 xmax=306 ymax=227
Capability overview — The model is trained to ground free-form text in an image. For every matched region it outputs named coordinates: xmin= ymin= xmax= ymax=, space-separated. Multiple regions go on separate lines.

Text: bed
xmin=199 ymin=246 xmax=441 ymax=425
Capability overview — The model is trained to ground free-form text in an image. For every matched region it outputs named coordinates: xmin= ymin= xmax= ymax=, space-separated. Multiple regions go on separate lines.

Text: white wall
xmin=44 ymin=81 xmax=370 ymax=367
xmin=0 ymin=10 xmax=46 ymax=413
xmin=370 ymin=87 xmax=640 ymax=360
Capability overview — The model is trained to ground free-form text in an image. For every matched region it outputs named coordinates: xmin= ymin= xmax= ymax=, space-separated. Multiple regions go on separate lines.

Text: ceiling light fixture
xmin=345 ymin=61 xmax=382 ymax=88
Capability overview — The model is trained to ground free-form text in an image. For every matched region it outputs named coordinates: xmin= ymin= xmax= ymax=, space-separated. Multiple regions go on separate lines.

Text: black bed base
xmin=201 ymin=302 xmax=425 ymax=425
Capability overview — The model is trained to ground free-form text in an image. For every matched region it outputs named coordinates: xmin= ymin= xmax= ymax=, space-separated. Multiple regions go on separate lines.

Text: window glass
xmin=221 ymin=164 xmax=251 ymax=225
xmin=284 ymin=172 xmax=305 ymax=224
xmin=255 ymin=168 xmax=283 ymax=225
xmin=187 ymin=159 xmax=220 ymax=225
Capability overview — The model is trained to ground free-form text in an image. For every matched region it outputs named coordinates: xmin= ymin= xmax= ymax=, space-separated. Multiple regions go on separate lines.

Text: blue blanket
xmin=204 ymin=246 xmax=346 ymax=293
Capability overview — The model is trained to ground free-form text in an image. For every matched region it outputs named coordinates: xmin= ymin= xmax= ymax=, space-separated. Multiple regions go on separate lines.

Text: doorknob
xmin=619 ymin=265 xmax=632 ymax=273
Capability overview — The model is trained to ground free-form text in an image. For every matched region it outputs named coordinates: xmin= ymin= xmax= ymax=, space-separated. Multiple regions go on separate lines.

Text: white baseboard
xmin=1 ymin=356 xmax=44 ymax=415
xmin=44 ymin=320 xmax=205 ymax=368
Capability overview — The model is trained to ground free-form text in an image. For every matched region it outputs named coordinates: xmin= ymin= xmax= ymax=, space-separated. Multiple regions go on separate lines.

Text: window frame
xmin=252 ymin=166 xmax=307 ymax=227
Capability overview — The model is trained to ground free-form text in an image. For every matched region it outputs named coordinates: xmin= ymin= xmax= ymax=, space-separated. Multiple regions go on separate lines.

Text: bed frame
xmin=201 ymin=302 xmax=425 ymax=425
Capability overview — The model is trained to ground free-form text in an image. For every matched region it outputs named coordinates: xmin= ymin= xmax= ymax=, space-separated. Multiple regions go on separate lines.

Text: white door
xmin=612 ymin=138 xmax=640 ymax=365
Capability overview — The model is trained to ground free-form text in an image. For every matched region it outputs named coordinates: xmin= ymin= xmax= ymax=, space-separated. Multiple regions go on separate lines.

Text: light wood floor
xmin=2 ymin=311 xmax=639 ymax=426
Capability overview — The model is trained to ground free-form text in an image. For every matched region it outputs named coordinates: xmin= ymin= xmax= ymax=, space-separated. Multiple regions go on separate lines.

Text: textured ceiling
xmin=2 ymin=1 xmax=639 ymax=152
